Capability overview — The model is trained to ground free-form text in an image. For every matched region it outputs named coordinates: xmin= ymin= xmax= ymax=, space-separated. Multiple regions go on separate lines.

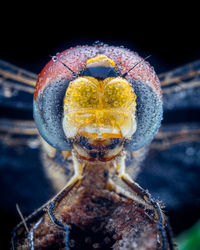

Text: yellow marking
xmin=65 ymin=77 xmax=99 ymax=109
xmin=102 ymin=77 xmax=136 ymax=108
xmin=67 ymin=77 xmax=135 ymax=107
xmin=63 ymin=109 xmax=135 ymax=139
xmin=63 ymin=76 xmax=137 ymax=139
xmin=86 ymin=55 xmax=116 ymax=68
xmin=64 ymin=77 xmax=136 ymax=110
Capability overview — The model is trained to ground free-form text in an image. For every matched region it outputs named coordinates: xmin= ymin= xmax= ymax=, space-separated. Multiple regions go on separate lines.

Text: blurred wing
xmin=160 ymin=59 xmax=200 ymax=111
xmin=0 ymin=119 xmax=38 ymax=146
xmin=0 ymin=59 xmax=36 ymax=111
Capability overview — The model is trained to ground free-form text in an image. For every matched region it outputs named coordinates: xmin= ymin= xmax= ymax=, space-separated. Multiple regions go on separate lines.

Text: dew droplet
xmin=52 ymin=56 xmax=58 ymax=62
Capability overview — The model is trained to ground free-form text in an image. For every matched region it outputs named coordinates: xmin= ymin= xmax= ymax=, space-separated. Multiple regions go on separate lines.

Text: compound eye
xmin=65 ymin=77 xmax=99 ymax=109
xmin=33 ymin=77 xmax=73 ymax=150
xmin=125 ymin=81 xmax=163 ymax=151
xmin=33 ymin=45 xmax=163 ymax=152
xmin=102 ymin=77 xmax=136 ymax=109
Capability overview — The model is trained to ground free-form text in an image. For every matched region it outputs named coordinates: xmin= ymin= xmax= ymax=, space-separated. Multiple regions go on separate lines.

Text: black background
xmin=1 ymin=3 xmax=200 ymax=249
xmin=1 ymin=4 xmax=200 ymax=76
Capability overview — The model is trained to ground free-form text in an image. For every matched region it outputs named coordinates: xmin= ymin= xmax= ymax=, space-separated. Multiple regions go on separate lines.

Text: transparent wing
xmin=160 ymin=59 xmax=200 ymax=111
xmin=0 ymin=59 xmax=36 ymax=111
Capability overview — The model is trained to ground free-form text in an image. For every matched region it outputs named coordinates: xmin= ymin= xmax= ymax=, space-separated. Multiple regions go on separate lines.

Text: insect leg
xmin=47 ymin=179 xmax=79 ymax=250
xmin=115 ymin=155 xmax=170 ymax=250
xmin=47 ymin=179 xmax=79 ymax=229
xmin=47 ymin=153 xmax=84 ymax=249
xmin=27 ymin=218 xmax=43 ymax=250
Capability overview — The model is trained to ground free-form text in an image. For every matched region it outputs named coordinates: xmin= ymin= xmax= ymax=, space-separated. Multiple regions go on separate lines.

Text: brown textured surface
xmin=16 ymin=163 xmax=159 ymax=249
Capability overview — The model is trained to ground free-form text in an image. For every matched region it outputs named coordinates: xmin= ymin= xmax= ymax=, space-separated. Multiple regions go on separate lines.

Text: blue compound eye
xmin=124 ymin=81 xmax=163 ymax=151
xmin=33 ymin=79 xmax=72 ymax=150
xmin=33 ymin=45 xmax=162 ymax=151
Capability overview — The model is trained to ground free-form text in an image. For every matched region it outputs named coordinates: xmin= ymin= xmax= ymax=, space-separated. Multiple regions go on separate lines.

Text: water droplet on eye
xmin=52 ymin=56 xmax=58 ymax=62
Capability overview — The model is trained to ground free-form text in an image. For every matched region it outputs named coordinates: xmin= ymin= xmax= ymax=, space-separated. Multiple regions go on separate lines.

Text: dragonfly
xmin=0 ymin=43 xmax=200 ymax=249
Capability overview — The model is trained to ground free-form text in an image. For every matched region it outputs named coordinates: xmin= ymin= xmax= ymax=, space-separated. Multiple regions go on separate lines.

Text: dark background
xmin=1 ymin=4 xmax=200 ymax=76
xmin=1 ymin=4 xmax=200 ymax=249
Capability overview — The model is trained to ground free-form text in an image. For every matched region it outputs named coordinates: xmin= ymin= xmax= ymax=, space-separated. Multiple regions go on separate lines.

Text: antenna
xmin=50 ymin=55 xmax=78 ymax=77
xmin=121 ymin=55 xmax=151 ymax=78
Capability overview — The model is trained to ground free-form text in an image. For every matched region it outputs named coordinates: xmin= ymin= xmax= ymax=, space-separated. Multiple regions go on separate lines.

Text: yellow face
xmin=62 ymin=70 xmax=137 ymax=141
